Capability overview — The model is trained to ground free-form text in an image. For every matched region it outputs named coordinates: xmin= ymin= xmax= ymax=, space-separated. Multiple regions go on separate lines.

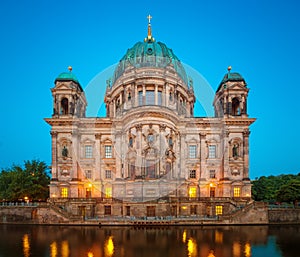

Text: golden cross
xmin=147 ymin=14 xmax=152 ymax=24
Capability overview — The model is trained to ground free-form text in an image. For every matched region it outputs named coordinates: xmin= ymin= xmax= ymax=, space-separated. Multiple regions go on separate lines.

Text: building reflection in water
xmin=233 ymin=241 xmax=241 ymax=257
xmin=22 ymin=234 xmax=30 ymax=257
xmin=244 ymin=242 xmax=251 ymax=257
xmin=50 ymin=241 xmax=57 ymax=257
xmin=87 ymin=251 xmax=94 ymax=257
xmin=104 ymin=236 xmax=114 ymax=257
xmin=13 ymin=225 xmax=287 ymax=257
xmin=61 ymin=240 xmax=69 ymax=257
xmin=187 ymin=238 xmax=197 ymax=257
xmin=182 ymin=230 xmax=187 ymax=243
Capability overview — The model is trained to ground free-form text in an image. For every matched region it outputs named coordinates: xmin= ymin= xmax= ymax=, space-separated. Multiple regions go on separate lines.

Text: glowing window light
xmin=50 ymin=242 xmax=57 ymax=257
xmin=189 ymin=187 xmax=197 ymax=198
xmin=22 ymin=234 xmax=30 ymax=257
xmin=61 ymin=187 xmax=68 ymax=198
xmin=215 ymin=205 xmax=223 ymax=215
xmin=234 ymin=187 xmax=240 ymax=197
xmin=105 ymin=187 xmax=112 ymax=198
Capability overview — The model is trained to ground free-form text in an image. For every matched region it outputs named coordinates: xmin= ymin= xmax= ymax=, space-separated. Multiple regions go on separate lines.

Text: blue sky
xmin=0 ymin=0 xmax=299 ymax=179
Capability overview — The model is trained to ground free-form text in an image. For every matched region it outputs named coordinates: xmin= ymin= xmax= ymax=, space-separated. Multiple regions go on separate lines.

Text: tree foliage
xmin=252 ymin=173 xmax=300 ymax=204
xmin=0 ymin=160 xmax=50 ymax=201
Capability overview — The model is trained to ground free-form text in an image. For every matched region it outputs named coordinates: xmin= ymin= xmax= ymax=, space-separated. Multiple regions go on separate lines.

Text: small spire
xmin=227 ymin=66 xmax=232 ymax=73
xmin=145 ymin=14 xmax=155 ymax=42
xmin=68 ymin=66 xmax=73 ymax=72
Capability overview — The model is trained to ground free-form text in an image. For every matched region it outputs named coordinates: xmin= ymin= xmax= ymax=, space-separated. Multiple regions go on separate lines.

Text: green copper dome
xmin=55 ymin=71 xmax=83 ymax=91
xmin=55 ymin=72 xmax=79 ymax=84
xmin=112 ymin=40 xmax=188 ymax=85
xmin=217 ymin=72 xmax=246 ymax=92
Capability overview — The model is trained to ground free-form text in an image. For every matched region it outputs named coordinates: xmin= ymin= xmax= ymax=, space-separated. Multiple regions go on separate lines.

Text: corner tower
xmin=51 ymin=66 xmax=87 ymax=118
xmin=214 ymin=66 xmax=249 ymax=118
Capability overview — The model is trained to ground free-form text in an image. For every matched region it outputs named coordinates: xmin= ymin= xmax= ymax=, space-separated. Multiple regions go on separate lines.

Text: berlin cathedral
xmin=45 ymin=17 xmax=256 ymax=218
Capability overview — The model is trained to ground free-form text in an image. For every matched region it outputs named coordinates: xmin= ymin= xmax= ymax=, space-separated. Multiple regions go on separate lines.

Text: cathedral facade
xmin=45 ymin=19 xmax=255 ymax=218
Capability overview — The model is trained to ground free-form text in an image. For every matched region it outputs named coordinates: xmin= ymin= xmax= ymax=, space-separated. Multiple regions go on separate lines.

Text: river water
xmin=0 ymin=224 xmax=299 ymax=257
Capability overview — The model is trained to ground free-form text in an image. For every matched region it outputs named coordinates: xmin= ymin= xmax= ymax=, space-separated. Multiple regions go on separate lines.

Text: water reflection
xmin=50 ymin=241 xmax=57 ymax=257
xmin=187 ymin=238 xmax=197 ymax=257
xmin=22 ymin=234 xmax=30 ymax=257
xmin=0 ymin=225 xmax=297 ymax=257
xmin=61 ymin=240 xmax=69 ymax=257
xmin=104 ymin=236 xmax=114 ymax=257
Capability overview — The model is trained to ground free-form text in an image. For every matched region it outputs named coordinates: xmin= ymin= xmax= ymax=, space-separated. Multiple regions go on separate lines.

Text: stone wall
xmin=268 ymin=209 xmax=300 ymax=223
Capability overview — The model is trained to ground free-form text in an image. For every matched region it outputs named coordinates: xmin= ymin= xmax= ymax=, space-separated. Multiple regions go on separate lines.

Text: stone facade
xmin=45 ymin=20 xmax=255 ymax=218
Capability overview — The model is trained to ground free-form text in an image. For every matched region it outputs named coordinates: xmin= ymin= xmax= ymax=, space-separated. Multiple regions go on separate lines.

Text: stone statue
xmin=233 ymin=144 xmax=238 ymax=157
xmin=62 ymin=146 xmax=68 ymax=157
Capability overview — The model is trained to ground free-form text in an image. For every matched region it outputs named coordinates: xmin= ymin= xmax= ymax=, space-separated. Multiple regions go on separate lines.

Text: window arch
xmin=61 ymin=97 xmax=69 ymax=115
xmin=232 ymin=97 xmax=241 ymax=116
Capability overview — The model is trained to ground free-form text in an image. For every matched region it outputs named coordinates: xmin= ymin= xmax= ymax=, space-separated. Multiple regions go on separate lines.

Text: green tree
xmin=252 ymin=173 xmax=300 ymax=202
xmin=0 ymin=160 xmax=50 ymax=201
xmin=275 ymin=180 xmax=300 ymax=206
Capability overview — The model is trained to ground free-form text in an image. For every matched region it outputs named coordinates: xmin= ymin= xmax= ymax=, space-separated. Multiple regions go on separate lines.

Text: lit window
xmin=61 ymin=187 xmax=68 ymax=198
xmin=85 ymin=145 xmax=93 ymax=158
xmin=208 ymin=145 xmax=216 ymax=158
xmin=234 ymin=187 xmax=240 ymax=197
xmin=189 ymin=187 xmax=197 ymax=198
xmin=189 ymin=170 xmax=196 ymax=179
xmin=85 ymin=170 xmax=92 ymax=179
xmin=209 ymin=170 xmax=216 ymax=178
xmin=105 ymin=187 xmax=112 ymax=198
xmin=216 ymin=205 xmax=223 ymax=215
xmin=105 ymin=170 xmax=112 ymax=179
xmin=105 ymin=145 xmax=112 ymax=158
xmin=189 ymin=145 xmax=197 ymax=159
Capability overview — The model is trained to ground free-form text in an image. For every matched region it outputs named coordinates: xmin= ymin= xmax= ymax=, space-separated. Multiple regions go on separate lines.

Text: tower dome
xmin=112 ymin=17 xmax=188 ymax=85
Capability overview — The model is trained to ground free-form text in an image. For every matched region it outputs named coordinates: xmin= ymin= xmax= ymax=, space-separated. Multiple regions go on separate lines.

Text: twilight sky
xmin=0 ymin=0 xmax=299 ymax=179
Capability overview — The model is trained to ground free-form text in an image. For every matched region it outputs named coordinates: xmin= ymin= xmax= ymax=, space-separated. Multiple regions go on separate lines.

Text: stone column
xmin=223 ymin=130 xmax=230 ymax=180
xmin=199 ymin=132 xmax=206 ymax=179
xmin=243 ymin=129 xmax=250 ymax=179
xmin=155 ymin=84 xmax=158 ymax=105
xmin=143 ymin=85 xmax=146 ymax=105
xmin=95 ymin=133 xmax=101 ymax=181
xmin=72 ymin=130 xmax=79 ymax=180
xmin=135 ymin=124 xmax=142 ymax=176
xmin=199 ymin=132 xmax=206 ymax=197
xmin=50 ymin=131 xmax=58 ymax=180
xmin=179 ymin=132 xmax=185 ymax=178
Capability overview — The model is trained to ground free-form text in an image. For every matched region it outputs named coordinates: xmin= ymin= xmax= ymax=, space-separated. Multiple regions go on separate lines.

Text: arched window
xmin=232 ymin=98 xmax=240 ymax=116
xmin=61 ymin=98 xmax=69 ymax=115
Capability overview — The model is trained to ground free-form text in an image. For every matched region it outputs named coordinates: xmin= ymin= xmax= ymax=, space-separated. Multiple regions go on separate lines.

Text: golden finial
xmin=68 ymin=66 xmax=73 ymax=72
xmin=227 ymin=66 xmax=232 ymax=72
xmin=145 ymin=14 xmax=154 ymax=42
